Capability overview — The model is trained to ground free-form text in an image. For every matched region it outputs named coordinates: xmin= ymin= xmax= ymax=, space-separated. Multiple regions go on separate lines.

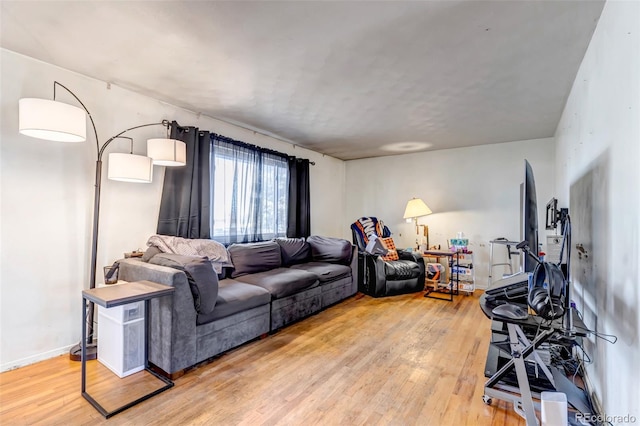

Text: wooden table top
xmin=422 ymin=250 xmax=458 ymax=257
xmin=82 ymin=280 xmax=174 ymax=308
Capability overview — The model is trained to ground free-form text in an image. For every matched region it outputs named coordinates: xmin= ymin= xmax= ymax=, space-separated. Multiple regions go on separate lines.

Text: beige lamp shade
xmin=107 ymin=153 xmax=153 ymax=183
xmin=18 ymin=98 xmax=87 ymax=142
xmin=147 ymin=138 xmax=186 ymax=166
xmin=403 ymin=198 xmax=432 ymax=219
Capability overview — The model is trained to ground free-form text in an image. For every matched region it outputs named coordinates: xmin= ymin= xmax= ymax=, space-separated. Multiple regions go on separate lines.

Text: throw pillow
xmin=141 ymin=245 xmax=162 ymax=262
xmin=306 ymin=236 xmax=352 ymax=265
xmin=228 ymin=241 xmax=282 ymax=278
xmin=275 ymin=237 xmax=311 ymax=266
xmin=380 ymin=237 xmax=399 ymax=261
xmin=149 ymin=253 xmax=218 ymax=315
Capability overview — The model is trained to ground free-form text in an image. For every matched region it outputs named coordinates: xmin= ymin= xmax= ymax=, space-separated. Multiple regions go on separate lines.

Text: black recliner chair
xmin=351 ymin=217 xmax=425 ymax=297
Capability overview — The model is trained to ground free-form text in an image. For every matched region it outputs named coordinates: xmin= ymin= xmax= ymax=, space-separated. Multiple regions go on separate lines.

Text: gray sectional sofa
xmin=118 ymin=236 xmax=357 ymax=377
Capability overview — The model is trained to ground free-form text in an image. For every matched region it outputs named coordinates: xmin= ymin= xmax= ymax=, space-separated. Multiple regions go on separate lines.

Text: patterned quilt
xmin=147 ymin=234 xmax=230 ymax=273
xmin=351 ymin=217 xmax=391 ymax=247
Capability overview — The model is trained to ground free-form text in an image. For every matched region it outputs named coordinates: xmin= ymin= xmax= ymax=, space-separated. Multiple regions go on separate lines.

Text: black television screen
xmin=522 ymin=159 xmax=539 ymax=272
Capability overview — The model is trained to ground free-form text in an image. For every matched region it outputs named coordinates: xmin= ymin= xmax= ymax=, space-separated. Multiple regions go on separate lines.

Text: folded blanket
xmin=147 ymin=235 xmax=230 ymax=273
xmin=351 ymin=217 xmax=390 ymax=245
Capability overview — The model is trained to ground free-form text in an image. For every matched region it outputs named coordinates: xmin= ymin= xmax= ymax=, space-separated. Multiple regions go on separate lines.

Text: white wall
xmin=554 ymin=1 xmax=639 ymax=418
xmin=345 ymin=138 xmax=556 ymax=289
xmin=0 ymin=49 xmax=346 ymax=371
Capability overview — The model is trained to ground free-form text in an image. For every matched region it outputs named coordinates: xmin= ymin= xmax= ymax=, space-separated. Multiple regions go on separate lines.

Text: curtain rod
xmin=214 ymin=120 xmax=318 ymax=165
xmin=210 ymin=132 xmax=315 ymax=165
xmin=176 ymin=118 xmax=316 ymax=166
xmin=177 ymin=124 xmax=316 ymax=166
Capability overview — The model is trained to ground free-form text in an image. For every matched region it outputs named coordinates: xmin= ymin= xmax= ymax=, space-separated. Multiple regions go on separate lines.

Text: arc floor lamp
xmin=19 ymin=81 xmax=187 ymax=360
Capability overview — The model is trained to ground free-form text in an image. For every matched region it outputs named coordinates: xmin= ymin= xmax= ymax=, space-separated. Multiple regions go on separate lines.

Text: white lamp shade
xmin=18 ymin=98 xmax=86 ymax=142
xmin=403 ymin=198 xmax=432 ymax=219
xmin=147 ymin=138 xmax=186 ymax=166
xmin=107 ymin=153 xmax=153 ymax=183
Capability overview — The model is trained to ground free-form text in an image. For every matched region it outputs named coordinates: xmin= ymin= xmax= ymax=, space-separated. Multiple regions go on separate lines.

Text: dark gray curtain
xmin=287 ymin=157 xmax=310 ymax=238
xmin=157 ymin=121 xmax=211 ymax=239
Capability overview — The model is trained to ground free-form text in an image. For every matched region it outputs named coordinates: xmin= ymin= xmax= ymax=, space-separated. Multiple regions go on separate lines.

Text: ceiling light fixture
xmin=380 ymin=141 xmax=433 ymax=152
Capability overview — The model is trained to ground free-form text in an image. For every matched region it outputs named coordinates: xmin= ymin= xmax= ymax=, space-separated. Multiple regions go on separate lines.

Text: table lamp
xmin=403 ymin=197 xmax=432 ymax=250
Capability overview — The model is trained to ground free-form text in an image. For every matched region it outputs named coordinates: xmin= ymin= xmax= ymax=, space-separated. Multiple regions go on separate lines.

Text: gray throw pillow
xmin=275 ymin=237 xmax=311 ymax=266
xmin=228 ymin=241 xmax=282 ymax=278
xmin=306 ymin=236 xmax=352 ymax=265
xmin=149 ymin=253 xmax=218 ymax=315
xmin=141 ymin=245 xmax=162 ymax=262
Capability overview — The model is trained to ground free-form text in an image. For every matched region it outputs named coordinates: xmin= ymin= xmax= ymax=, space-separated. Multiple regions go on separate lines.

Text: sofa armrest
xmin=349 ymin=244 xmax=358 ymax=295
xmin=397 ymin=250 xmax=426 ymax=284
xmin=356 ymin=252 xmax=387 ymax=296
xmin=397 ymin=249 xmax=421 ymax=263
xmin=118 ymin=258 xmax=197 ymax=374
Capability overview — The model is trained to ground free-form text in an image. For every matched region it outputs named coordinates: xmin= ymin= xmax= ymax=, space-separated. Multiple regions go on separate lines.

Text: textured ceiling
xmin=1 ymin=1 xmax=604 ymax=160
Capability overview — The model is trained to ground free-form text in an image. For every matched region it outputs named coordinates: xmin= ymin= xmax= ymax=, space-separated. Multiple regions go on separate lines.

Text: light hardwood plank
xmin=0 ymin=291 xmax=525 ymax=425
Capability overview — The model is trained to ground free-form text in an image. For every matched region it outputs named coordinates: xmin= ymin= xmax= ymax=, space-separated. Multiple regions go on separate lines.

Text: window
xmin=211 ymin=137 xmax=289 ymax=244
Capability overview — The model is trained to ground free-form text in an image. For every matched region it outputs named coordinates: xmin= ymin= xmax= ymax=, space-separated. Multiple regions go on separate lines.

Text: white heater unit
xmin=97 ymin=302 xmax=145 ymax=378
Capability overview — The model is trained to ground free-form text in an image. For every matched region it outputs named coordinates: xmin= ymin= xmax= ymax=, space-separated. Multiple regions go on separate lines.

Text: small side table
xmin=422 ymin=250 xmax=460 ymax=302
xmin=81 ymin=280 xmax=174 ymax=418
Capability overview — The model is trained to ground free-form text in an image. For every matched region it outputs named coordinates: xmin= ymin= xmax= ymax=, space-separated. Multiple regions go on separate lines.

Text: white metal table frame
xmin=81 ymin=281 xmax=175 ymax=418
xmin=488 ymin=238 xmax=521 ymax=287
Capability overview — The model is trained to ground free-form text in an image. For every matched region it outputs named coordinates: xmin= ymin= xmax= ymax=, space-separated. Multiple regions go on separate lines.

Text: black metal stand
xmin=479 ymin=293 xmax=592 ymax=424
xmin=423 ymin=250 xmax=459 ymax=302
xmin=81 ymin=283 xmax=174 ymax=418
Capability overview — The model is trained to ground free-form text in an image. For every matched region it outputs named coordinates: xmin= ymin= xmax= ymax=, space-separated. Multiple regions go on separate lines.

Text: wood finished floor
xmin=0 ymin=291 xmax=525 ymax=425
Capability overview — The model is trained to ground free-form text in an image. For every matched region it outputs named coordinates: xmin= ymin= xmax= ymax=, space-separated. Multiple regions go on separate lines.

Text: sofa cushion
xmin=274 ymin=237 xmax=311 ymax=266
xmin=306 ymin=236 xmax=352 ymax=265
xmin=290 ymin=262 xmax=351 ymax=283
xmin=228 ymin=241 xmax=282 ymax=278
xmin=235 ymin=268 xmax=319 ymax=299
xmin=150 ymin=253 xmax=218 ymax=315
xmin=196 ymin=279 xmax=271 ymax=325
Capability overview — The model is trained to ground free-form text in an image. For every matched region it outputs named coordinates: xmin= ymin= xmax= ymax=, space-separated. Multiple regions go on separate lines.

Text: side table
xmin=81 ymin=280 xmax=175 ymax=418
xmin=422 ymin=250 xmax=460 ymax=302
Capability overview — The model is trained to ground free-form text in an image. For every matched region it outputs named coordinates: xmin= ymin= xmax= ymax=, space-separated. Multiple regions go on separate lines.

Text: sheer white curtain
xmin=211 ymin=136 xmax=288 ymax=244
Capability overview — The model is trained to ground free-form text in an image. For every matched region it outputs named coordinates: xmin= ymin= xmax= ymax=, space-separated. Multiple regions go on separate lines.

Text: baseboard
xmin=0 ymin=343 xmax=75 ymax=372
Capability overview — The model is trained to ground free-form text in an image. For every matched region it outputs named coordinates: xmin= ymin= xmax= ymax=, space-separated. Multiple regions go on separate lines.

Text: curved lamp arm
xmin=54 ymin=81 xmax=100 ymax=154
xmin=54 ymin=80 xmax=171 ymax=160
xmin=98 ymin=120 xmax=171 ymax=160
xmin=52 ymin=81 xmax=173 ymax=351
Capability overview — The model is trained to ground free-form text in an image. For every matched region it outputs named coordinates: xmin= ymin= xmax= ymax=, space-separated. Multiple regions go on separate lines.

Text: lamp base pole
xmin=69 ymin=342 xmax=97 ymax=362
xmin=425 ymin=225 xmax=429 ymax=250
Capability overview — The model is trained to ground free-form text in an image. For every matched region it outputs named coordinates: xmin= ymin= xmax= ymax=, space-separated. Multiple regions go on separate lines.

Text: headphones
xmin=528 ymin=261 xmax=565 ymax=320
